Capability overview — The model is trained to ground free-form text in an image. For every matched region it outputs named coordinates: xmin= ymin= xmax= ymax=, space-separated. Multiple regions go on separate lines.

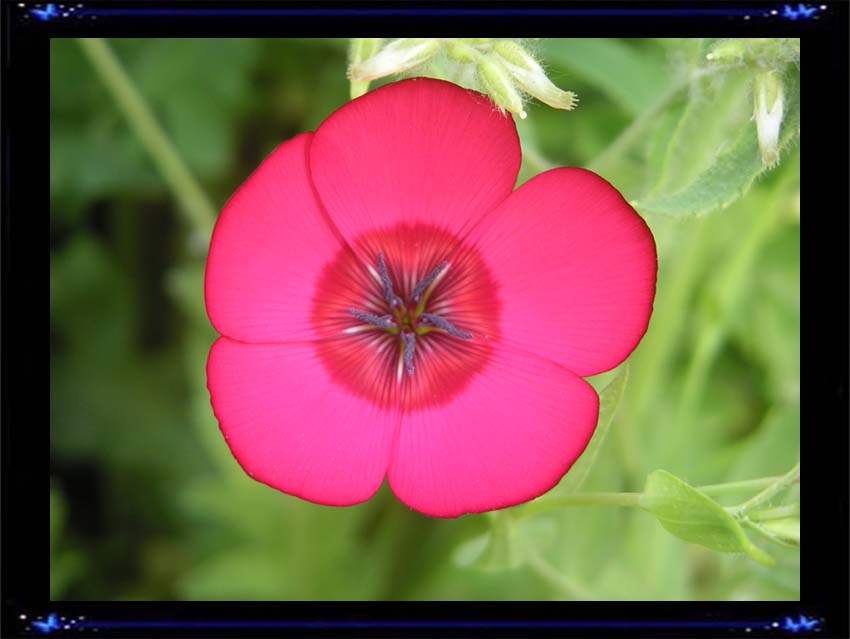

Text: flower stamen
xmin=377 ymin=251 xmax=403 ymax=309
xmin=347 ymin=308 xmax=396 ymax=329
xmin=419 ymin=313 xmax=473 ymax=339
xmin=401 ymin=331 xmax=416 ymax=377
xmin=410 ymin=260 xmax=448 ymax=304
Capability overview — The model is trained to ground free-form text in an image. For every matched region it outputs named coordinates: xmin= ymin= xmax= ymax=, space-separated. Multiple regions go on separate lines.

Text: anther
xmin=377 ymin=251 xmax=402 ymax=309
xmin=401 ymin=331 xmax=416 ymax=376
xmin=347 ymin=308 xmax=396 ymax=329
xmin=410 ymin=260 xmax=448 ymax=304
xmin=420 ymin=313 xmax=473 ymax=339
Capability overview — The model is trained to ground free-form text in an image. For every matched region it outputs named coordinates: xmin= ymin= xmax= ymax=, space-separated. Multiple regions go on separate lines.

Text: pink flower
xmin=205 ymin=78 xmax=656 ymax=518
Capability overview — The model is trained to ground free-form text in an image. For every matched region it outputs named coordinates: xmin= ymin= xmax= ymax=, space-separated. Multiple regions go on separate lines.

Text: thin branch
xmin=77 ymin=38 xmax=217 ymax=238
xmin=730 ymin=462 xmax=800 ymax=518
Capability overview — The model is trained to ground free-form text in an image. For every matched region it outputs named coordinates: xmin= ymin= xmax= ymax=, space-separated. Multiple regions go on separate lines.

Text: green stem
xmin=698 ymin=474 xmax=796 ymax=497
xmin=514 ymin=468 xmax=800 ymax=522
xmin=513 ymin=492 xmax=642 ymax=520
xmin=731 ymin=462 xmax=800 ymax=517
xmin=697 ymin=475 xmax=782 ymax=497
xmin=747 ymin=503 xmax=799 ymax=522
xmin=76 ymin=38 xmax=217 ymax=238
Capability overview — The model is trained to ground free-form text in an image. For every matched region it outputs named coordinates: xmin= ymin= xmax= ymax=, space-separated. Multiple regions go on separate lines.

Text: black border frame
xmin=7 ymin=1 xmax=848 ymax=637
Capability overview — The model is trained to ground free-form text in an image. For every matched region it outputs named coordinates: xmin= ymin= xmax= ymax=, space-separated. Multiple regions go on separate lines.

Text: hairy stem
xmin=513 ymin=492 xmax=643 ymax=520
xmin=730 ymin=462 xmax=800 ymax=517
xmin=747 ymin=503 xmax=799 ymax=522
xmin=697 ymin=473 xmax=798 ymax=497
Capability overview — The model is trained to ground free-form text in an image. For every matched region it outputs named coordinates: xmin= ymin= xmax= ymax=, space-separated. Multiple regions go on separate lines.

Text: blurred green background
xmin=50 ymin=38 xmax=799 ymax=600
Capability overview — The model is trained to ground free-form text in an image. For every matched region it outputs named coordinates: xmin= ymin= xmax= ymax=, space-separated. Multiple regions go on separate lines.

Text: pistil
xmin=346 ymin=251 xmax=474 ymax=379
xmin=401 ymin=331 xmax=417 ymax=377
xmin=410 ymin=260 xmax=448 ymax=304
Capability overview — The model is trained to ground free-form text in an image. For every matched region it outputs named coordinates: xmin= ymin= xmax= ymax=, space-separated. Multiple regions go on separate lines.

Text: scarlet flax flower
xmin=205 ymin=78 xmax=657 ymax=518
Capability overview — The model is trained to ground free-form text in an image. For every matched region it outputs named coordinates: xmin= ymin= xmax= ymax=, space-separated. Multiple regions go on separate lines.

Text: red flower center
xmin=311 ymin=223 xmax=501 ymax=410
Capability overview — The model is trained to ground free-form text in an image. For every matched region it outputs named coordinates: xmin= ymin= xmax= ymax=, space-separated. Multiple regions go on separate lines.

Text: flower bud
xmin=706 ymin=39 xmax=747 ymax=64
xmin=348 ymin=38 xmax=383 ymax=98
xmin=349 ymin=38 xmax=383 ymax=65
xmin=349 ymin=38 xmax=441 ymax=83
xmin=445 ymin=41 xmax=479 ymax=65
xmin=492 ymin=40 xmax=535 ymax=70
xmin=492 ymin=40 xmax=577 ymax=111
xmin=707 ymin=38 xmax=799 ymax=67
xmin=753 ymin=70 xmax=785 ymax=167
xmin=476 ymin=55 xmax=526 ymax=119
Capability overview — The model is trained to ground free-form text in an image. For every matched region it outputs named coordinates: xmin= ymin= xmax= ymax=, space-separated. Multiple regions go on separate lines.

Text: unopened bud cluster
xmin=705 ymin=38 xmax=799 ymax=167
xmin=348 ymin=38 xmax=577 ymax=119
xmin=705 ymin=38 xmax=799 ymax=68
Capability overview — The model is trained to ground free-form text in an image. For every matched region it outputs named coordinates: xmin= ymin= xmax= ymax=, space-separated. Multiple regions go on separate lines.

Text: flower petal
xmin=207 ymin=337 xmax=398 ymax=506
xmin=205 ymin=133 xmax=346 ymax=342
xmin=309 ymin=78 xmax=521 ymax=259
xmin=388 ymin=343 xmax=599 ymax=518
xmin=467 ymin=168 xmax=657 ymax=377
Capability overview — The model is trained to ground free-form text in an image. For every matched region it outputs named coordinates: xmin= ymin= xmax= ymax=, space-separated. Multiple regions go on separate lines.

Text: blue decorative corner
xmin=782 ymin=614 xmax=822 ymax=633
xmin=30 ymin=613 xmax=60 ymax=634
xmin=23 ymin=3 xmax=88 ymax=22
xmin=781 ymin=4 xmax=820 ymax=19
xmin=29 ymin=3 xmax=58 ymax=20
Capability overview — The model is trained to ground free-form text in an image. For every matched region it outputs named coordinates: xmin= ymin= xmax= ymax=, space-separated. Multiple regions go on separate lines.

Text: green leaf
xmin=558 ymin=364 xmax=629 ymax=494
xmin=452 ymin=512 xmax=524 ymax=572
xmin=542 ymin=39 xmax=670 ymax=117
xmin=634 ymin=70 xmax=799 ymax=217
xmin=640 ymin=470 xmax=774 ymax=566
xmin=644 ymin=67 xmax=751 ymax=200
